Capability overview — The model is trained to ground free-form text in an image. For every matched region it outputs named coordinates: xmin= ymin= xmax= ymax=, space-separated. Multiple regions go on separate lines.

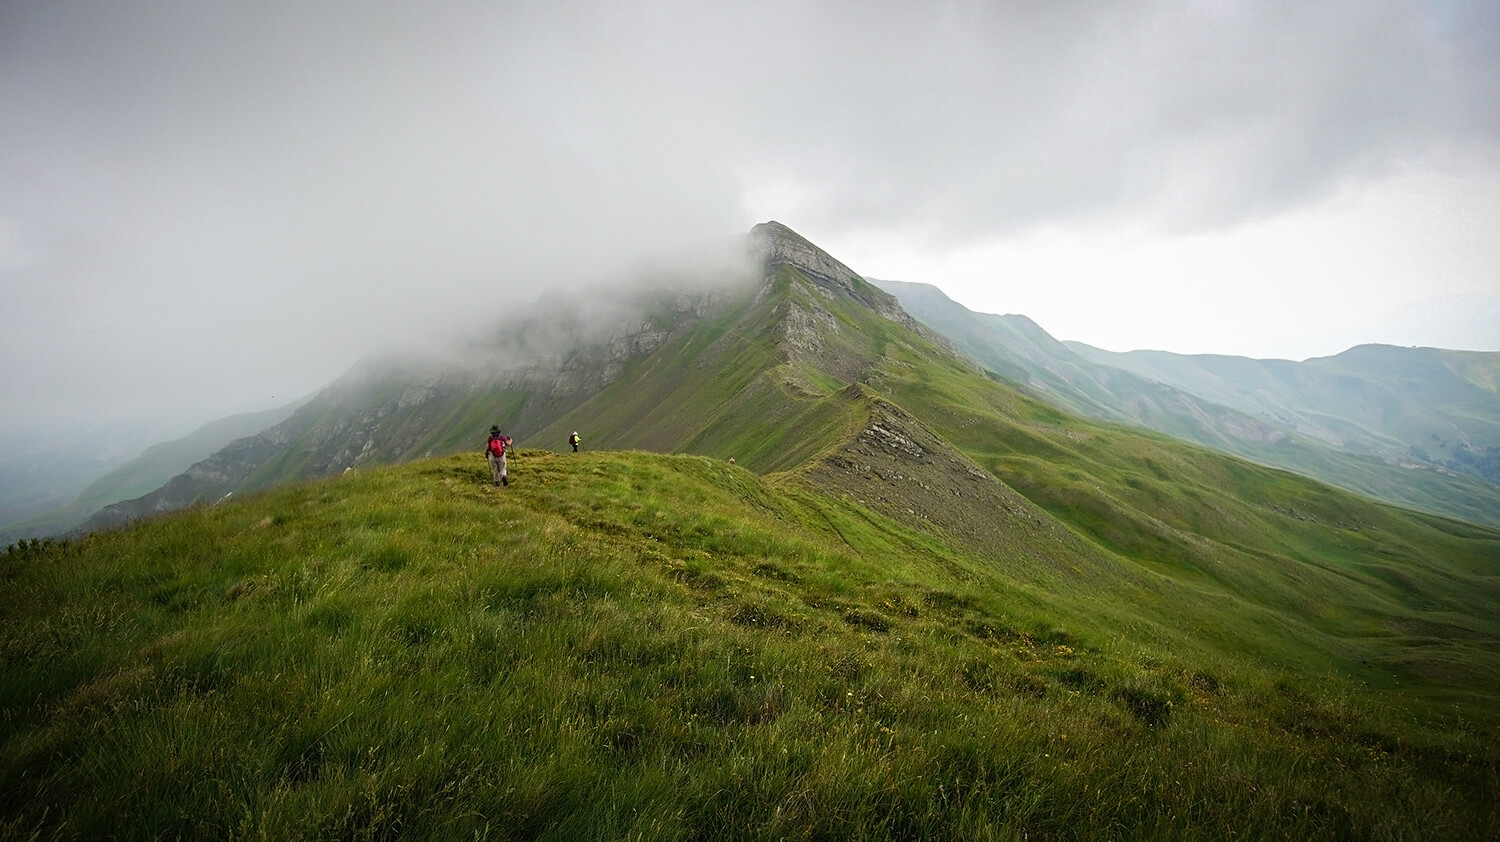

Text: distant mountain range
xmin=0 ymin=402 xmax=302 ymax=543
xmin=873 ymin=279 xmax=1500 ymax=528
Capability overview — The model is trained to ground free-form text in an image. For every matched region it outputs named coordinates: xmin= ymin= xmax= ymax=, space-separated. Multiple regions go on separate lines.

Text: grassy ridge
xmin=4 ymin=451 xmax=1497 ymax=839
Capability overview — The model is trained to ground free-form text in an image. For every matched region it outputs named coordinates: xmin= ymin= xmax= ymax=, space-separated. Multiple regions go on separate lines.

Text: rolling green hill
xmin=9 ymin=221 xmax=1498 ymax=838
xmin=875 ymin=279 xmax=1500 ymax=528
xmin=4 ymin=448 xmax=1496 ymax=839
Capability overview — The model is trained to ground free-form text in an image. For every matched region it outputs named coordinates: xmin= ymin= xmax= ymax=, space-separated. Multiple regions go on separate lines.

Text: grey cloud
xmin=0 ymin=0 xmax=1495 ymax=439
xmin=737 ymin=0 xmax=1499 ymax=237
xmin=0 ymin=2 xmax=749 ymax=435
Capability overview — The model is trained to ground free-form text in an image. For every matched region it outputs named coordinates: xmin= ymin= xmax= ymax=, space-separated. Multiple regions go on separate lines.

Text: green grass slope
xmin=4 ymin=451 xmax=1498 ymax=840
xmin=858 ymin=328 xmax=1500 ymax=701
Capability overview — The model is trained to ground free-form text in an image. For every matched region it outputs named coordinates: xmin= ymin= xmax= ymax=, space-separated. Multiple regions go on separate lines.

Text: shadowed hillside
xmin=1 ymin=401 xmax=305 ymax=543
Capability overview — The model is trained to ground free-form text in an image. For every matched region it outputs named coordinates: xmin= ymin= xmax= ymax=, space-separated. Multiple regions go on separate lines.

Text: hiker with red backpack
xmin=484 ymin=426 xmax=512 ymax=486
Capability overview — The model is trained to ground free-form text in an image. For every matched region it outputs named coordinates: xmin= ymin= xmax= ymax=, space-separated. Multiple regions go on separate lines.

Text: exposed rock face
xmin=804 ymin=392 xmax=1118 ymax=583
xmin=751 ymin=221 xmax=917 ymax=324
xmin=778 ymin=294 xmax=840 ymax=359
xmin=752 ymin=221 xmax=864 ymax=295
xmin=751 ymin=220 xmax=973 ymax=370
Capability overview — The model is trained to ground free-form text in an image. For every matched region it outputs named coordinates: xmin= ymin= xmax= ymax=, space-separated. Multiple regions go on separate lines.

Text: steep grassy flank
xmin=531 ymin=267 xmax=890 ymax=472
xmin=527 ymin=282 xmax=787 ymax=459
xmin=4 ymin=452 xmax=1497 ymax=840
xmin=859 ymin=340 xmax=1500 ymax=719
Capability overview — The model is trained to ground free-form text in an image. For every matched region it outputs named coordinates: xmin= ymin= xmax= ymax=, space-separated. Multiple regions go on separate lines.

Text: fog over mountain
xmin=2 ymin=1 xmax=1497 ymax=447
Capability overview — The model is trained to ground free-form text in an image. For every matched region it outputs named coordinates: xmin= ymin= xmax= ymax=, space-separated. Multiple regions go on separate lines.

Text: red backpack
xmin=487 ymin=436 xmax=506 ymax=457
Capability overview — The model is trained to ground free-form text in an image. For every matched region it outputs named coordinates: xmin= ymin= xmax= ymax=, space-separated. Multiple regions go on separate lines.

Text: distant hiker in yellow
xmin=569 ymin=431 xmax=581 ymax=452
xmin=484 ymin=426 xmax=512 ymax=487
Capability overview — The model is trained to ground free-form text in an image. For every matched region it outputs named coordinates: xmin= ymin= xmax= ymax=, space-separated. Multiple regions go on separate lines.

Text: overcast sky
xmin=3 ymin=1 xmax=1498 ymax=443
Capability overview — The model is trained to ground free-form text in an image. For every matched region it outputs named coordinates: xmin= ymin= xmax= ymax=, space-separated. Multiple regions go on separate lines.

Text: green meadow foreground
xmin=4 ymin=449 xmax=1497 ymax=840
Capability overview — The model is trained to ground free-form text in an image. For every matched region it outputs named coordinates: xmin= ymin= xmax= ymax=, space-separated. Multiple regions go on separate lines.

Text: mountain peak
xmin=749 ymin=220 xmax=917 ymax=329
xmin=750 ymin=221 xmax=864 ymax=295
